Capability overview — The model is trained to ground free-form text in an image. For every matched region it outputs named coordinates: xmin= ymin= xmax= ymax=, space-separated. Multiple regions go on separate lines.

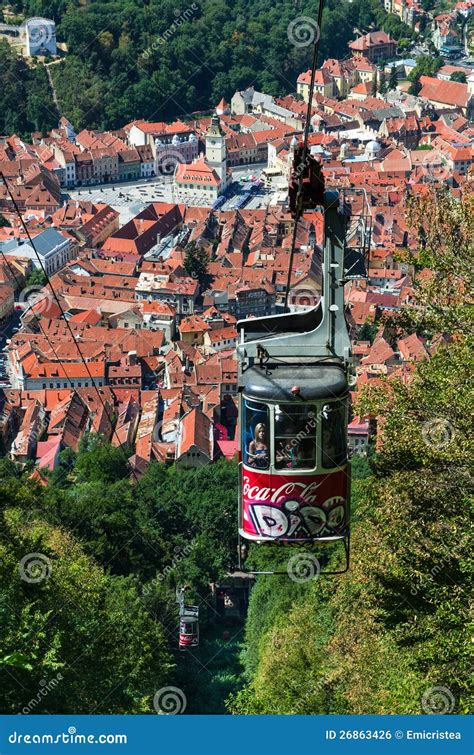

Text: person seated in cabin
xmin=275 ymin=421 xmax=315 ymax=470
xmin=275 ymin=438 xmax=304 ymax=469
xmin=247 ymin=422 xmax=268 ymax=468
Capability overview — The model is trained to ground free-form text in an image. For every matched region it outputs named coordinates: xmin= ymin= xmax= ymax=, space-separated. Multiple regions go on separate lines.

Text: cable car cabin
xmin=236 ymin=189 xmax=370 ymax=572
xmin=179 ymin=615 xmax=199 ymax=650
xmin=240 ymin=373 xmax=349 ymax=544
xmin=179 ymin=606 xmax=199 ymax=650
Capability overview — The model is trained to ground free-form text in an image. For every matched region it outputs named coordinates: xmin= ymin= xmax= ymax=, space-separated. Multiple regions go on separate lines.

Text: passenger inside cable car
xmin=247 ymin=422 xmax=268 ymax=468
xmin=243 ymin=399 xmax=269 ymax=468
xmin=242 ymin=398 xmax=347 ymax=472
xmin=274 ymin=406 xmax=316 ymax=470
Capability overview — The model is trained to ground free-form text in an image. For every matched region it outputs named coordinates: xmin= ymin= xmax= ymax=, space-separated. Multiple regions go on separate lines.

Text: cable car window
xmin=321 ymin=401 xmax=347 ymax=468
xmin=181 ymin=622 xmax=195 ymax=635
xmin=243 ymin=399 xmax=269 ymax=469
xmin=274 ymin=404 xmax=317 ymax=470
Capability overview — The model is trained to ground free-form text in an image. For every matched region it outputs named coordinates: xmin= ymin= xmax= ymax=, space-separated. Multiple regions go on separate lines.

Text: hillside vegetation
xmin=0 ymin=452 xmax=238 ymax=713
xmin=1 ymin=0 xmax=414 ymax=133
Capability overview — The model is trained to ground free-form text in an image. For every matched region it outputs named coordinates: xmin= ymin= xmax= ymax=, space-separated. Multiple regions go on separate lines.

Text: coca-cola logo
xmin=242 ymin=476 xmax=321 ymax=505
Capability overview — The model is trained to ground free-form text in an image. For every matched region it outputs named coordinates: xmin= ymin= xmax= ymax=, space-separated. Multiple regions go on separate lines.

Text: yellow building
xmin=297 ymin=69 xmax=334 ymax=102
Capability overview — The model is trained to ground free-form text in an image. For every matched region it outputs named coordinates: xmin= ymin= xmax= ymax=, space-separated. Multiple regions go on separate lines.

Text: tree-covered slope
xmin=0 ymin=466 xmax=172 ymax=713
xmin=0 ymin=41 xmax=58 ymax=135
xmin=2 ymin=0 xmax=413 ymax=132
xmin=0 ymin=449 xmax=238 ymax=713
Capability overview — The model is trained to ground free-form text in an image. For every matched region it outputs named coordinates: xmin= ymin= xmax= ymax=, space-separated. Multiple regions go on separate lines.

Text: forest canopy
xmin=0 ymin=454 xmax=238 ymax=714
xmin=1 ymin=0 xmax=411 ymax=134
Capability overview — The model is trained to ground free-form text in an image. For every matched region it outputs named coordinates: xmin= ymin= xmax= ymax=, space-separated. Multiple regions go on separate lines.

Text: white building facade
xmin=24 ymin=18 xmax=57 ymax=56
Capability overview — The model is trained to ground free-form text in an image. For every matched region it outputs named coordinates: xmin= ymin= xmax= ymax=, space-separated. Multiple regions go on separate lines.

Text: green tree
xmin=450 ymin=71 xmax=466 ymax=83
xmin=408 ymin=54 xmax=443 ymax=95
xmin=378 ymin=70 xmax=387 ymax=94
xmin=358 ymin=319 xmax=378 ymax=343
xmin=0 ymin=475 xmax=172 ymax=714
xmin=399 ymin=188 xmax=473 ymax=336
xmin=0 ymin=41 xmax=57 ymax=137
xmin=25 ymin=269 xmax=47 ymax=287
xmin=184 ymin=240 xmax=209 ymax=280
xmin=397 ymin=37 xmax=411 ymax=52
xmin=388 ymin=66 xmax=398 ymax=91
xmin=75 ymin=433 xmax=130 ymax=484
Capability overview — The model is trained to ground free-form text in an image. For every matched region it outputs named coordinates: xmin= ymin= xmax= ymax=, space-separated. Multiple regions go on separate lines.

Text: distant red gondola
xmin=179 ymin=605 xmax=199 ymax=650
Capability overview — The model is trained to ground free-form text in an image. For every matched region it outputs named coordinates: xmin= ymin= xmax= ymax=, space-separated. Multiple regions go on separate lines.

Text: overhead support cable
xmin=284 ymin=0 xmax=326 ymax=312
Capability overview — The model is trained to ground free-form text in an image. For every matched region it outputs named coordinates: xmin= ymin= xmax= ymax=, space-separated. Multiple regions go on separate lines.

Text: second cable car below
xmin=179 ymin=605 xmax=200 ymax=651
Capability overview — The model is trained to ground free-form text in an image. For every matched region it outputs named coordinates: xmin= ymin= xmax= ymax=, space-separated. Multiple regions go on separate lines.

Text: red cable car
xmin=178 ymin=605 xmax=199 ymax=651
xmin=236 ymin=185 xmax=370 ymax=574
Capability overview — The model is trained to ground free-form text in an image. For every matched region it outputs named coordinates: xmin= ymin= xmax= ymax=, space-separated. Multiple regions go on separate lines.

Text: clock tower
xmin=205 ymin=114 xmax=227 ymax=184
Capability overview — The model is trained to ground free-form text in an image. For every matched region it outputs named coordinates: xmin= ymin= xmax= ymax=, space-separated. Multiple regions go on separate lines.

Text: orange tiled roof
xmin=418 ymin=75 xmax=469 ymax=108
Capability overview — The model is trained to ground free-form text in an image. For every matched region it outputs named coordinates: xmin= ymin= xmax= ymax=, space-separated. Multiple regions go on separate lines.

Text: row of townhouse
xmin=0 ymin=380 xmax=236 ymax=471
xmin=51 ymin=135 xmax=145 ymax=187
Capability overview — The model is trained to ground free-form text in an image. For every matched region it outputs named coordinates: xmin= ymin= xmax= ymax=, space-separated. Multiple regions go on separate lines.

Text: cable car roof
xmin=242 ymin=363 xmax=347 ymax=402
